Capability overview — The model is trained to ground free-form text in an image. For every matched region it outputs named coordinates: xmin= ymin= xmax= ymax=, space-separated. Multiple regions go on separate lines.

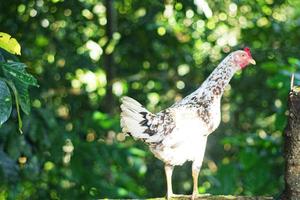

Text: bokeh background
xmin=1 ymin=0 xmax=300 ymax=199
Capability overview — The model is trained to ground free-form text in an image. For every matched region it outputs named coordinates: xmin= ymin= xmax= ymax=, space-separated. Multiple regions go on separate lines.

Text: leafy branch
xmin=0 ymin=32 xmax=38 ymax=132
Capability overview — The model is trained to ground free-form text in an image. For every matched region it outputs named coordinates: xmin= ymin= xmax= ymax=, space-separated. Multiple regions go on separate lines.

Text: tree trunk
xmin=103 ymin=0 xmax=116 ymax=114
xmin=281 ymin=87 xmax=300 ymax=200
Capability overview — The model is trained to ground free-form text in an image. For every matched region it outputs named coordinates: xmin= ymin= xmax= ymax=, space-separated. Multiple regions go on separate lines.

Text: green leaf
xmin=15 ymin=81 xmax=30 ymax=115
xmin=1 ymin=62 xmax=38 ymax=87
xmin=0 ymin=32 xmax=21 ymax=55
xmin=1 ymin=62 xmax=32 ymax=114
xmin=288 ymin=57 xmax=300 ymax=67
xmin=0 ymin=79 xmax=12 ymax=126
xmin=5 ymin=80 xmax=23 ymax=133
xmin=4 ymin=61 xmax=26 ymax=71
xmin=1 ymin=62 xmax=31 ymax=114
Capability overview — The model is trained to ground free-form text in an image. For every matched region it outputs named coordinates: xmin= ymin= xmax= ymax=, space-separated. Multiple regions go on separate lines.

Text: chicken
xmin=120 ymin=48 xmax=256 ymax=199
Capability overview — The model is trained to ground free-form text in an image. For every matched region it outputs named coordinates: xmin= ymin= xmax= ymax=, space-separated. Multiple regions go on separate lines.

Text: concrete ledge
xmin=148 ymin=194 xmax=274 ymax=200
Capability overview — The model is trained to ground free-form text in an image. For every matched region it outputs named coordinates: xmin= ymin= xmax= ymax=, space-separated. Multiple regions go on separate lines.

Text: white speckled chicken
xmin=120 ymin=48 xmax=256 ymax=199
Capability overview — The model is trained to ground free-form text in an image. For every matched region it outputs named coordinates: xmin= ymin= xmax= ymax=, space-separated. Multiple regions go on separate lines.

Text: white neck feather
xmin=172 ymin=54 xmax=240 ymax=107
xmin=198 ymin=54 xmax=239 ymax=98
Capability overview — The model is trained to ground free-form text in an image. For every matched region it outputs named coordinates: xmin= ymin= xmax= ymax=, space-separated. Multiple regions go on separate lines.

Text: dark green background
xmin=1 ymin=0 xmax=299 ymax=199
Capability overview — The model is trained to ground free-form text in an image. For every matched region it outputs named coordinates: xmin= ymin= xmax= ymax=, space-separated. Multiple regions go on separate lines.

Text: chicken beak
xmin=249 ymin=58 xmax=256 ymax=65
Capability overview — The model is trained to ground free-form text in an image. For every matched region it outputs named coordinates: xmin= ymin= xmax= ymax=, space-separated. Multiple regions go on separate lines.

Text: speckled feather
xmin=120 ymin=53 xmax=240 ymax=166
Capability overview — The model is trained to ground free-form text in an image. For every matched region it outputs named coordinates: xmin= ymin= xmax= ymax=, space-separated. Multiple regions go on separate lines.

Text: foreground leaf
xmin=0 ymin=79 xmax=12 ymax=126
xmin=1 ymin=62 xmax=32 ymax=114
xmin=15 ymin=80 xmax=30 ymax=115
xmin=0 ymin=32 xmax=21 ymax=55
xmin=5 ymin=80 xmax=23 ymax=133
xmin=1 ymin=62 xmax=38 ymax=87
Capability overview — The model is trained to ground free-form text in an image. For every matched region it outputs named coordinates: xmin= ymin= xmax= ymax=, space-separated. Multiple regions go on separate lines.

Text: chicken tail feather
xmin=120 ymin=96 xmax=155 ymax=141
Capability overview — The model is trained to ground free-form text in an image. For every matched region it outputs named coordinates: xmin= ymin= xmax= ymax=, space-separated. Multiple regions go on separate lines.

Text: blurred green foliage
xmin=0 ymin=0 xmax=300 ymax=199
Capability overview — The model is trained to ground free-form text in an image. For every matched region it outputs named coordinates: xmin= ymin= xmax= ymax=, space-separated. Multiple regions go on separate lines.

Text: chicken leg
xmin=191 ymin=159 xmax=204 ymax=200
xmin=165 ymin=164 xmax=174 ymax=199
xmin=191 ymin=166 xmax=200 ymax=200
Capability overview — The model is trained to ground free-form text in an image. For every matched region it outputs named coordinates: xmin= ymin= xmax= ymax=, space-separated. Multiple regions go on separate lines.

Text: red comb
xmin=244 ymin=47 xmax=252 ymax=57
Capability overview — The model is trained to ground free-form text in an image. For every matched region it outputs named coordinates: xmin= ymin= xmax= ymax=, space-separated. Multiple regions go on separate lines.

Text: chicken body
xmin=120 ymin=50 xmax=256 ymax=199
xmin=149 ymin=98 xmax=220 ymax=166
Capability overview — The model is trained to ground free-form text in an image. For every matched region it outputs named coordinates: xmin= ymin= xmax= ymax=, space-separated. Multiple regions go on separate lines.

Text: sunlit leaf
xmin=0 ymin=32 xmax=21 ymax=55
